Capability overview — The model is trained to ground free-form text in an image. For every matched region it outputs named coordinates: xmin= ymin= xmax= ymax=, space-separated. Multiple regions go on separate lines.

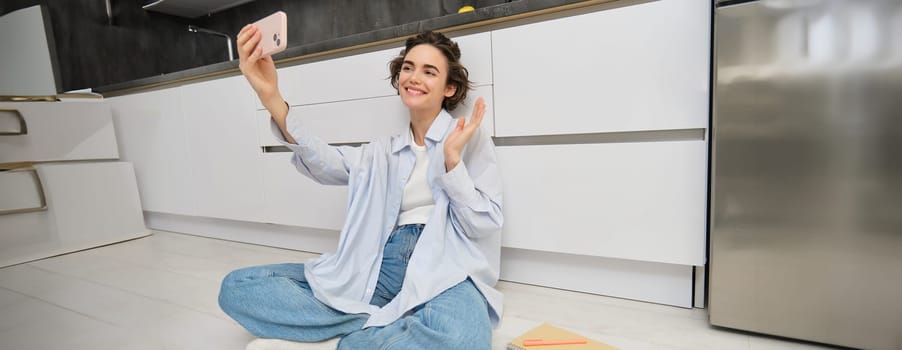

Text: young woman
xmin=218 ymin=26 xmax=503 ymax=350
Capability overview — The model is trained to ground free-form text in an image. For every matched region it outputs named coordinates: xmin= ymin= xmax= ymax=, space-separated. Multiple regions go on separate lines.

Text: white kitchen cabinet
xmin=107 ymin=89 xmax=196 ymax=216
xmin=261 ymin=153 xmax=348 ymax=230
xmin=496 ymin=140 xmax=707 ymax=266
xmin=452 ymin=32 xmax=494 ymax=87
xmin=492 ymin=0 xmax=710 ymax=136
xmin=0 ymin=162 xmax=148 ymax=268
xmin=108 ymin=2 xmax=712 ymax=308
xmin=261 ymin=32 xmax=494 ymax=110
xmin=0 ymin=101 xmax=119 ymax=163
xmin=180 ymin=75 xmax=266 ymax=222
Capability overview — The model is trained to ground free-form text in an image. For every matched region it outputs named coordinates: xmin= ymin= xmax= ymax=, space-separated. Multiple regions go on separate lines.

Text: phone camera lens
xmin=273 ymin=34 xmax=278 ymax=41
xmin=277 ymin=39 xmax=281 ymax=46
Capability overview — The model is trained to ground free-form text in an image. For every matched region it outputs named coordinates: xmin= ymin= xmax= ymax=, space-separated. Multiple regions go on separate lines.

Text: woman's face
xmin=398 ymin=44 xmax=456 ymax=113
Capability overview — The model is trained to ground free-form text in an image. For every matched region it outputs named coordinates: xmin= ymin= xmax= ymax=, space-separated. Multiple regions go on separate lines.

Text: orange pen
xmin=523 ymin=338 xmax=588 ymax=346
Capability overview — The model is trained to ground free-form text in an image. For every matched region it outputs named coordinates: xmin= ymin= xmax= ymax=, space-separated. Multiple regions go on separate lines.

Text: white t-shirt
xmin=397 ymin=130 xmax=435 ymax=225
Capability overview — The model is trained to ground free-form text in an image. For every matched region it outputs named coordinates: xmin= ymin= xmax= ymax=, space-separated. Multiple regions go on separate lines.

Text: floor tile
xmin=29 ymin=250 xmax=224 ymax=318
xmin=0 ymin=264 xmax=185 ymax=328
xmin=85 ymin=238 xmax=238 ymax=283
xmin=142 ymin=309 xmax=255 ymax=350
xmin=0 ymin=296 xmax=120 ymax=350
xmin=25 ymin=249 xmax=114 ymax=277
xmin=54 ymin=328 xmax=165 ymax=350
xmin=0 ymin=287 xmax=28 ymax=309
xmin=142 ymin=231 xmax=317 ymax=264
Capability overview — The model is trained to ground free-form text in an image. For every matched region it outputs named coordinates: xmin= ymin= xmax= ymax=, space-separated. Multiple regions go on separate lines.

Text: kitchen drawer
xmin=0 ymin=101 xmax=119 ymax=163
xmin=271 ymin=46 xmax=399 ymax=110
xmin=36 ymin=161 xmax=147 ymax=246
xmin=496 ymin=140 xmax=707 ymax=266
xmin=257 ymin=95 xmax=405 ymax=147
xmin=261 ymin=153 xmax=348 ymax=230
xmin=454 ymin=32 xmax=494 ymax=87
xmin=0 ymin=167 xmax=46 ymax=214
xmin=492 ymin=0 xmax=710 ymax=136
xmin=0 ymin=161 xmax=148 ymax=268
xmin=258 ymin=85 xmax=495 ymax=147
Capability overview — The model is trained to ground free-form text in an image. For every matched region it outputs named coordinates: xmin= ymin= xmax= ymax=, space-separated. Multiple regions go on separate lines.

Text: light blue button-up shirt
xmin=272 ymin=107 xmax=504 ymax=329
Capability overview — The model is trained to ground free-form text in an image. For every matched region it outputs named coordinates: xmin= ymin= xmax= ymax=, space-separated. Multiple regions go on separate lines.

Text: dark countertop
xmin=96 ymin=0 xmax=612 ymax=96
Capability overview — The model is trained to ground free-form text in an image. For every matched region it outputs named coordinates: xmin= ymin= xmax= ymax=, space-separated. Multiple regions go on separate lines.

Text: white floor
xmin=0 ymin=230 xmax=837 ymax=350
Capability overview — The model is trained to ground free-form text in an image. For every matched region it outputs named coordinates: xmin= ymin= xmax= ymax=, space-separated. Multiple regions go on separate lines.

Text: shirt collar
xmin=391 ymin=109 xmax=454 ymax=154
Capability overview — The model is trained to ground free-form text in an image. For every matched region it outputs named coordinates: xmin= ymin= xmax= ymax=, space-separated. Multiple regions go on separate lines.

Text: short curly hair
xmin=389 ymin=31 xmax=472 ymax=111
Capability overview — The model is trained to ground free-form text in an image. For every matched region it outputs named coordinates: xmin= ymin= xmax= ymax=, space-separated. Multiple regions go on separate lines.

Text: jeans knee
xmin=452 ymin=311 xmax=491 ymax=350
xmin=218 ymin=269 xmax=248 ymax=314
xmin=417 ymin=283 xmax=491 ymax=349
xmin=218 ymin=279 xmax=234 ymax=312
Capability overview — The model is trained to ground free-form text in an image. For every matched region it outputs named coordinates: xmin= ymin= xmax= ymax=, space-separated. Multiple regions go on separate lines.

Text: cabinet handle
xmin=0 ymin=108 xmax=27 ymax=135
xmin=0 ymin=166 xmax=48 ymax=215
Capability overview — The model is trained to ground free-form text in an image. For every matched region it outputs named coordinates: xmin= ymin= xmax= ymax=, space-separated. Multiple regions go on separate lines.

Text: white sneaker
xmin=245 ymin=338 xmax=340 ymax=350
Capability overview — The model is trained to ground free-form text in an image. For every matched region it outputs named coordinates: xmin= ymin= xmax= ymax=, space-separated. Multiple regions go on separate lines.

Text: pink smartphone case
xmin=253 ymin=11 xmax=287 ymax=57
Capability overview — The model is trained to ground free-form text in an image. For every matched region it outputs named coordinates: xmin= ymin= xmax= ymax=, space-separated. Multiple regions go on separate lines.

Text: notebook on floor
xmin=506 ymin=323 xmax=618 ymax=350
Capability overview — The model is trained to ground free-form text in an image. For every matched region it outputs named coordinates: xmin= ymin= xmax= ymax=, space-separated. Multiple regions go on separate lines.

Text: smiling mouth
xmin=405 ymin=87 xmax=426 ymax=96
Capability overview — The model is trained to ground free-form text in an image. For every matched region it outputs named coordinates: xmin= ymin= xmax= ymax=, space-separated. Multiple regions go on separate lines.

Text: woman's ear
xmin=444 ymin=83 xmax=458 ymax=98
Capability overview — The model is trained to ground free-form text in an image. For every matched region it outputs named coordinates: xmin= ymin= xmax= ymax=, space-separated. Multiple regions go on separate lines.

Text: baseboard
xmin=145 ymin=211 xmax=340 ymax=254
xmin=146 ymin=211 xmax=694 ymax=308
xmin=501 ymin=247 xmax=694 ymax=308
xmin=0 ymin=229 xmax=151 ymax=268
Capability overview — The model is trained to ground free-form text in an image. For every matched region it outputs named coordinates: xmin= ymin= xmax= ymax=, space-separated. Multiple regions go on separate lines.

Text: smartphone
xmin=253 ymin=11 xmax=287 ymax=57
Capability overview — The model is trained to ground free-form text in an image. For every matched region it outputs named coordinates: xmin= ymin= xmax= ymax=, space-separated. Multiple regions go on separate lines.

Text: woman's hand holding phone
xmin=237 ymin=24 xmax=279 ymax=104
xmin=237 ymin=23 xmax=288 ymax=127
xmin=237 ymin=20 xmax=292 ymax=142
xmin=237 ymin=11 xmax=287 ymax=109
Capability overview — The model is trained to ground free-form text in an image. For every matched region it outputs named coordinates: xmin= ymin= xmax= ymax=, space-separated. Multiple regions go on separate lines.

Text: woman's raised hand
xmin=237 ymin=24 xmax=290 ymax=139
xmin=237 ymin=24 xmax=281 ymax=107
xmin=444 ymin=97 xmax=486 ymax=172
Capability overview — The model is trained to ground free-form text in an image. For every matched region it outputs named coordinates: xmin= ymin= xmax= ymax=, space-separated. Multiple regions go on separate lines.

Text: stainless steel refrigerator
xmin=709 ymin=1 xmax=902 ymax=349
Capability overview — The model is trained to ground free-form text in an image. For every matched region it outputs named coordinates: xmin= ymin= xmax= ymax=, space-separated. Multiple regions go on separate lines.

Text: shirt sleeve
xmin=435 ymin=125 xmax=504 ymax=239
xmin=270 ymin=105 xmax=363 ymax=186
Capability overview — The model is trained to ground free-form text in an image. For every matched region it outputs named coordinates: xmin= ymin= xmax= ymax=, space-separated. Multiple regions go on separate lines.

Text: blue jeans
xmin=218 ymin=224 xmax=492 ymax=350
